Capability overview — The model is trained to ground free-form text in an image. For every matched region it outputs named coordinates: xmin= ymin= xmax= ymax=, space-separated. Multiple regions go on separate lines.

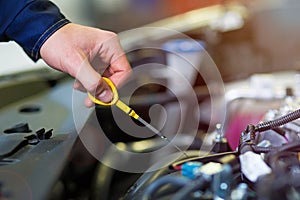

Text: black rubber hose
xmin=251 ymin=141 xmax=300 ymax=154
xmin=264 ymin=141 xmax=300 ymax=170
xmin=277 ymin=140 xmax=300 ymax=152
xmin=255 ymin=108 xmax=300 ymax=132
xmin=251 ymin=146 xmax=276 ymax=153
xmin=171 ymin=175 xmax=210 ymax=200
xmin=142 ymin=176 xmax=190 ymax=200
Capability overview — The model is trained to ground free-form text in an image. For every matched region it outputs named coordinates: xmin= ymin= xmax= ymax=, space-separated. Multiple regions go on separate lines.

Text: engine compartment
xmin=2 ymin=1 xmax=300 ymax=199
xmin=122 ymin=71 xmax=300 ymax=200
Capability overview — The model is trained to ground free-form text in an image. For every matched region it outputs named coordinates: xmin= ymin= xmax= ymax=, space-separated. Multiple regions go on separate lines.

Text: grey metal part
xmin=0 ymin=75 xmax=77 ymax=200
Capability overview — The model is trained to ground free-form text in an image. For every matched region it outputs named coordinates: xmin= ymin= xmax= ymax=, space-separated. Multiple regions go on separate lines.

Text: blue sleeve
xmin=0 ymin=0 xmax=70 ymax=61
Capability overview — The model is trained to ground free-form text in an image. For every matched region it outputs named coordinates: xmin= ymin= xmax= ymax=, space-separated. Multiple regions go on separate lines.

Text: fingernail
xmin=97 ymin=90 xmax=112 ymax=103
xmin=98 ymin=90 xmax=107 ymax=98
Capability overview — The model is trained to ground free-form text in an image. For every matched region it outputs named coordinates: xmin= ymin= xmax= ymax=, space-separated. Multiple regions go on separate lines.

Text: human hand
xmin=40 ymin=23 xmax=131 ymax=107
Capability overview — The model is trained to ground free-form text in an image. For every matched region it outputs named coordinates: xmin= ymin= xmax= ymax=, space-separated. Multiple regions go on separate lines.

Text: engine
xmin=122 ymin=72 xmax=300 ymax=200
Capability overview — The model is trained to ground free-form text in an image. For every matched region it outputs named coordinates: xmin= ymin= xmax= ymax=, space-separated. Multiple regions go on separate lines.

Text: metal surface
xmin=0 ymin=72 xmax=77 ymax=200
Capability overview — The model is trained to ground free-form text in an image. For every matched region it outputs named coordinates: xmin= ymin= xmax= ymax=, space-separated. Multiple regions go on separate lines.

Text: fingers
xmin=73 ymin=78 xmax=95 ymax=107
xmin=82 ymin=83 xmax=113 ymax=108
xmin=83 ymin=87 xmax=112 ymax=108
xmin=104 ymin=53 xmax=132 ymax=88
xmin=94 ymin=78 xmax=114 ymax=103
xmin=40 ymin=23 xmax=131 ymax=107
xmin=74 ymin=79 xmax=113 ymax=105
xmin=74 ymin=30 xmax=130 ymax=103
xmin=77 ymin=34 xmax=131 ymax=107
xmin=73 ymin=79 xmax=85 ymax=92
xmin=99 ymin=35 xmax=132 ymax=88
xmin=84 ymin=96 xmax=94 ymax=108
xmin=75 ymin=59 xmax=113 ymax=105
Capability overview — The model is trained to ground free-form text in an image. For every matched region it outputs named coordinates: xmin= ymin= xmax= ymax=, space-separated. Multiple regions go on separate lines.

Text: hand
xmin=40 ymin=23 xmax=132 ymax=107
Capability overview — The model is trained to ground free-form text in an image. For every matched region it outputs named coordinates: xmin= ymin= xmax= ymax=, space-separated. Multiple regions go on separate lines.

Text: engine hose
xmin=142 ymin=176 xmax=190 ymax=200
xmin=255 ymin=108 xmax=300 ymax=132
xmin=252 ymin=141 xmax=300 ymax=154
xmin=252 ymin=146 xmax=276 ymax=153
xmin=171 ymin=175 xmax=211 ymax=200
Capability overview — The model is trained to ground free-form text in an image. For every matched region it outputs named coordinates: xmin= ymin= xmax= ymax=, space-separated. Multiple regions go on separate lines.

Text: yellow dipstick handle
xmin=87 ymin=77 xmax=139 ymax=119
xmin=115 ymin=100 xmax=139 ymax=119
xmin=88 ymin=77 xmax=188 ymax=157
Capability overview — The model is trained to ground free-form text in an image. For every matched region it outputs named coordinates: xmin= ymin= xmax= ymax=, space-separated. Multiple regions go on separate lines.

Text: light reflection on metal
xmin=120 ymin=4 xmax=248 ymax=50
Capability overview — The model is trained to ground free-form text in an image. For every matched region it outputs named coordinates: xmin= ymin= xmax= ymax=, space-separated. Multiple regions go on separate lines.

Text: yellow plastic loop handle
xmin=87 ymin=77 xmax=119 ymax=106
xmin=87 ymin=77 xmax=140 ymax=120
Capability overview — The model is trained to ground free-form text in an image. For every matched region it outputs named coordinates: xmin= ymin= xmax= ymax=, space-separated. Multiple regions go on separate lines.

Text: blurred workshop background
xmin=2 ymin=0 xmax=300 ymax=200
xmin=1 ymin=0 xmax=300 ymax=81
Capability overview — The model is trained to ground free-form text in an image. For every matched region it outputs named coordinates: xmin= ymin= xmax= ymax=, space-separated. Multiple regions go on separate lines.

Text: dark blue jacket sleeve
xmin=0 ymin=0 xmax=70 ymax=61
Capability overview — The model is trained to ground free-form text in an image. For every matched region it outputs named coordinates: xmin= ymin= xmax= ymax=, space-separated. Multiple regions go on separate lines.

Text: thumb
xmin=76 ymin=60 xmax=113 ymax=105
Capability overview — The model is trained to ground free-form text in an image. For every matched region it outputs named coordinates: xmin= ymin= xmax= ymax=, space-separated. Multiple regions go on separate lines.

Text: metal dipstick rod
xmin=88 ymin=77 xmax=188 ymax=157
